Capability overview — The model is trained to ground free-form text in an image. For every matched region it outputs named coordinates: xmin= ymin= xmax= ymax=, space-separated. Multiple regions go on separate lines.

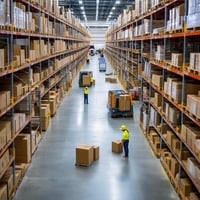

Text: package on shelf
xmin=153 ymin=92 xmax=162 ymax=107
xmin=0 ymin=167 xmax=13 ymax=199
xmin=171 ymin=81 xmax=182 ymax=103
xmin=0 ymin=125 xmax=6 ymax=150
xmin=0 ymin=119 xmax=11 ymax=145
xmin=151 ymin=74 xmax=162 ymax=88
xmin=13 ymin=113 xmax=26 ymax=133
xmin=166 ymin=4 xmax=184 ymax=31
xmin=164 ymin=77 xmax=178 ymax=96
xmin=0 ymin=183 xmax=7 ymax=200
xmin=171 ymin=53 xmax=183 ymax=67
xmin=170 ymin=157 xmax=179 ymax=177
xmin=0 ymin=149 xmax=10 ymax=175
xmin=180 ymin=178 xmax=193 ymax=197
xmin=0 ymin=49 xmax=5 ymax=70
xmin=0 ymin=90 xmax=10 ymax=111
xmin=13 ymin=2 xmax=26 ymax=29
xmin=187 ymin=0 xmax=200 ymax=28
xmin=149 ymin=130 xmax=160 ymax=144
xmin=30 ymin=40 xmax=39 ymax=59
xmin=15 ymin=134 xmax=31 ymax=164
xmin=142 ymin=111 xmax=148 ymax=131
xmin=189 ymin=52 xmax=200 ymax=70
xmin=186 ymin=94 xmax=200 ymax=117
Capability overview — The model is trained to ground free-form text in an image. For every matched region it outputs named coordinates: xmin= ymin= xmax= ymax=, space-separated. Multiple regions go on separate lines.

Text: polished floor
xmin=14 ymin=55 xmax=179 ymax=200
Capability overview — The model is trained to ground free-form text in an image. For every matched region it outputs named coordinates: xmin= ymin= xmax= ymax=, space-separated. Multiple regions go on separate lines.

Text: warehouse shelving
xmin=0 ymin=0 xmax=90 ymax=198
xmin=106 ymin=0 xmax=200 ymax=198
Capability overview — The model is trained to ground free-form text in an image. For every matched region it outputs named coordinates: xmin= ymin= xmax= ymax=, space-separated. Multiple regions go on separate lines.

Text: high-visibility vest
xmin=90 ymin=77 xmax=93 ymax=83
xmin=84 ymin=88 xmax=89 ymax=94
xmin=122 ymin=129 xmax=129 ymax=140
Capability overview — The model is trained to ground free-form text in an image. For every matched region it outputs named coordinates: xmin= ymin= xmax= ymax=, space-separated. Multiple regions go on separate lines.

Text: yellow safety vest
xmin=122 ymin=129 xmax=129 ymax=140
xmin=90 ymin=77 xmax=93 ymax=83
xmin=84 ymin=88 xmax=89 ymax=94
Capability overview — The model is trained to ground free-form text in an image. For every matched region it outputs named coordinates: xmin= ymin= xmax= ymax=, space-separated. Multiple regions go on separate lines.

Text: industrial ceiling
xmin=58 ymin=0 xmax=135 ymax=22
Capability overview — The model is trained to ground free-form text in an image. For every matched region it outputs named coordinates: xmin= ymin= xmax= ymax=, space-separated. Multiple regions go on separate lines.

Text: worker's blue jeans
xmin=123 ymin=140 xmax=129 ymax=157
xmin=84 ymin=94 xmax=88 ymax=104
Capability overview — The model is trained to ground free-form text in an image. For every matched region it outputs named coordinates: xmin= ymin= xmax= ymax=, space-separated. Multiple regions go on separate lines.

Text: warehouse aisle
xmin=14 ymin=55 xmax=179 ymax=200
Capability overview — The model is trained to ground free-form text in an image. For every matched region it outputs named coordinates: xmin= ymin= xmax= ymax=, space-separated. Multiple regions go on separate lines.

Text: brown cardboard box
xmin=93 ymin=145 xmax=99 ymax=161
xmin=154 ymin=92 xmax=162 ymax=107
xmin=112 ymin=140 xmax=123 ymax=153
xmin=82 ymin=75 xmax=90 ymax=86
xmin=189 ymin=193 xmax=199 ymax=200
xmin=171 ymin=158 xmax=179 ymax=177
xmin=105 ymin=77 xmax=111 ymax=82
xmin=119 ymin=95 xmax=130 ymax=111
xmin=182 ymin=150 xmax=191 ymax=161
xmin=76 ymin=144 xmax=93 ymax=166
xmin=171 ymin=81 xmax=182 ymax=103
xmin=0 ymin=92 xmax=7 ymax=111
xmin=0 ymin=168 xmax=13 ymax=199
xmin=41 ymin=117 xmax=49 ymax=130
xmin=110 ymin=78 xmax=117 ymax=83
xmin=41 ymin=106 xmax=49 ymax=117
xmin=182 ymin=124 xmax=187 ymax=142
xmin=180 ymin=178 xmax=192 ymax=197
xmin=166 ymin=131 xmax=175 ymax=147
xmin=0 ymin=49 xmax=5 ymax=69
xmin=0 ymin=184 xmax=7 ymax=200
xmin=15 ymin=134 xmax=31 ymax=163
xmin=13 ymin=83 xmax=22 ymax=97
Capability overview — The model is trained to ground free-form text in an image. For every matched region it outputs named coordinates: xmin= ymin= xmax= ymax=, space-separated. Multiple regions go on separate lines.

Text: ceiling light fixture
xmin=116 ymin=1 xmax=120 ymax=4
xmin=79 ymin=0 xmax=83 ymax=4
xmin=96 ymin=0 xmax=99 ymax=21
xmin=112 ymin=7 xmax=115 ymax=10
xmin=80 ymin=6 xmax=84 ymax=10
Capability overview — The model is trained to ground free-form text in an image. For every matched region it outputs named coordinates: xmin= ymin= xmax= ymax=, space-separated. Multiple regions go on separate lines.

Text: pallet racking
xmin=0 ymin=0 xmax=90 ymax=198
xmin=106 ymin=0 xmax=200 ymax=198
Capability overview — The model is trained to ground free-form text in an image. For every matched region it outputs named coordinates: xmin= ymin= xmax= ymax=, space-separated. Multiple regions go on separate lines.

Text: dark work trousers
xmin=123 ymin=140 xmax=129 ymax=157
xmin=84 ymin=94 xmax=88 ymax=104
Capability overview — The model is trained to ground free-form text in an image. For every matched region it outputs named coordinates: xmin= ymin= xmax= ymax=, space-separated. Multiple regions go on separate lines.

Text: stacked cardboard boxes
xmin=0 ymin=184 xmax=7 ymax=200
xmin=76 ymin=144 xmax=99 ymax=166
xmin=151 ymin=74 xmax=162 ymax=88
xmin=15 ymin=134 xmax=31 ymax=164
xmin=119 ymin=95 xmax=131 ymax=111
xmin=41 ymin=103 xmax=50 ymax=131
xmin=171 ymin=53 xmax=183 ymax=67
xmin=189 ymin=53 xmax=200 ymax=70
xmin=0 ymin=167 xmax=13 ymax=200
xmin=0 ymin=150 xmax=10 ymax=175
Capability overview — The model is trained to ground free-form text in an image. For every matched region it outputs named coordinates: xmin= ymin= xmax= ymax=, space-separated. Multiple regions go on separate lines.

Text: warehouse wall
xmin=86 ymin=21 xmax=111 ymax=50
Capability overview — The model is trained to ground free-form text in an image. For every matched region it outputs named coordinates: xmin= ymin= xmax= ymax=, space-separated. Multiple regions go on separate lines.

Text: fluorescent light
xmin=79 ymin=1 xmax=83 ymax=4
xmin=116 ymin=1 xmax=120 ymax=4
xmin=81 ymin=6 xmax=84 ymax=10
xmin=112 ymin=7 xmax=115 ymax=10
xmin=82 ymin=11 xmax=85 ymax=14
xmin=110 ymin=12 xmax=113 ymax=14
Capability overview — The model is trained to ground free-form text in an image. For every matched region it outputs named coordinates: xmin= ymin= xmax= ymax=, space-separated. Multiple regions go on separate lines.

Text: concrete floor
xmin=13 ymin=55 xmax=179 ymax=200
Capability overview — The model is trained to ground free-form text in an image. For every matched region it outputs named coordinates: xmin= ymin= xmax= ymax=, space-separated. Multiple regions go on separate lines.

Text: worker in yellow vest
xmin=84 ymin=86 xmax=89 ymax=104
xmin=120 ymin=125 xmax=129 ymax=157
xmin=90 ymin=76 xmax=94 ymax=86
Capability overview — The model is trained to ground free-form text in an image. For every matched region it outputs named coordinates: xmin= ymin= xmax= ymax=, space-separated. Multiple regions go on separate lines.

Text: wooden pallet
xmin=187 ymin=26 xmax=200 ymax=31
xmin=184 ymin=108 xmax=200 ymax=121
xmin=186 ymin=67 xmax=200 ymax=76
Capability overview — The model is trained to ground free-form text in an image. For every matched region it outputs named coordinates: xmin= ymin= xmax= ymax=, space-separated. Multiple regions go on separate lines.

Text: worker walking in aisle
xmin=120 ymin=125 xmax=129 ymax=158
xmin=84 ymin=86 xmax=89 ymax=104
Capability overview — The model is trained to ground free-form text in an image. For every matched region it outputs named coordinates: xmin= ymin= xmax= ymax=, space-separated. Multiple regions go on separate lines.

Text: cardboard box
xmin=82 ymin=75 xmax=90 ymax=86
xmin=76 ymin=144 xmax=93 ymax=166
xmin=171 ymin=158 xmax=179 ymax=177
xmin=41 ymin=117 xmax=49 ymax=130
xmin=93 ymin=145 xmax=99 ymax=161
xmin=154 ymin=92 xmax=162 ymax=107
xmin=166 ymin=131 xmax=175 ymax=147
xmin=189 ymin=193 xmax=199 ymax=200
xmin=13 ymin=83 xmax=22 ymax=97
xmin=15 ymin=134 xmax=31 ymax=163
xmin=0 ymin=168 xmax=13 ymax=199
xmin=180 ymin=178 xmax=192 ymax=197
xmin=0 ymin=184 xmax=7 ymax=200
xmin=105 ymin=77 xmax=111 ymax=82
xmin=119 ymin=95 xmax=131 ymax=111
xmin=112 ymin=140 xmax=123 ymax=153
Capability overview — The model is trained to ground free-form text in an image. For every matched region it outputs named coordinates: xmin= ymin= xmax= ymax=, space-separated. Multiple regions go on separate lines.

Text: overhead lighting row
xmin=79 ymin=1 xmax=87 ymax=21
xmin=107 ymin=1 xmax=120 ymax=21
